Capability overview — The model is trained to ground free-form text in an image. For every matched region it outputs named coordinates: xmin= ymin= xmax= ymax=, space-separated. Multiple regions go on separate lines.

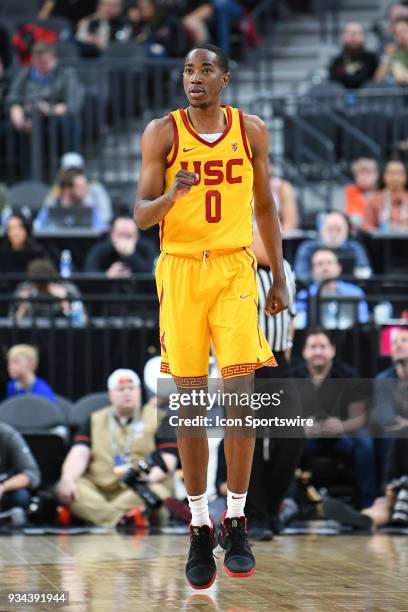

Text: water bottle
xmin=379 ymin=205 xmax=390 ymax=232
xmin=374 ymin=301 xmax=393 ymax=325
xmin=60 ymin=250 xmax=73 ymax=278
xmin=70 ymin=300 xmax=86 ymax=327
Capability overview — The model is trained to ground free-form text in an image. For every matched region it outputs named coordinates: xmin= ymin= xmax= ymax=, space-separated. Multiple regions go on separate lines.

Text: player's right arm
xmin=134 ymin=117 xmax=196 ymax=230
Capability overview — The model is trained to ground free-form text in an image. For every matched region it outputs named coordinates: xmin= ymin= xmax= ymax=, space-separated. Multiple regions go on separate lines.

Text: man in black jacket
xmin=84 ymin=215 xmax=157 ymax=277
xmin=0 ymin=423 xmax=41 ymax=514
xmin=329 ymin=22 xmax=378 ymax=89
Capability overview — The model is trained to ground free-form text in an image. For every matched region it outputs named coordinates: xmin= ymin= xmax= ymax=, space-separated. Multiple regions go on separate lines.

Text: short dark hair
xmin=27 ymin=258 xmax=57 ymax=279
xmin=58 ymin=168 xmax=86 ymax=189
xmin=311 ymin=246 xmax=339 ymax=263
xmin=303 ymin=326 xmax=335 ymax=348
xmin=186 ymin=44 xmax=229 ymax=74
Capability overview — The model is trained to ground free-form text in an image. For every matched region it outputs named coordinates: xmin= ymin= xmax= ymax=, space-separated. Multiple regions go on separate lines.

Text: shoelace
xmin=226 ymin=524 xmax=252 ymax=557
xmin=190 ymin=530 xmax=215 ymax=563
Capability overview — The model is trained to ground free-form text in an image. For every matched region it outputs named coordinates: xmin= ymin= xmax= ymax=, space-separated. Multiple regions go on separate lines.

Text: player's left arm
xmin=245 ymin=114 xmax=289 ymax=315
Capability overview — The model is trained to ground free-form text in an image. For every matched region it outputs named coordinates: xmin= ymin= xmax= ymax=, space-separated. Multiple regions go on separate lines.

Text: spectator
xmin=36 ymin=168 xmax=107 ymax=231
xmin=56 ymin=369 xmax=178 ymax=527
xmin=329 ymin=22 xmax=379 ymax=89
xmin=211 ymin=0 xmax=245 ymax=55
xmin=6 ymin=344 xmax=55 ymax=402
xmin=371 ymin=328 xmax=408 ymax=430
xmin=0 ymin=214 xmax=46 ymax=274
xmin=268 ymin=161 xmax=299 ymax=231
xmin=296 ymin=248 xmax=369 ymax=329
xmin=344 ymin=158 xmax=379 ymax=229
xmin=293 ymin=327 xmax=376 ymax=508
xmin=160 ymin=1 xmax=213 ymax=45
xmin=127 ymin=0 xmax=187 ymax=57
xmin=10 ymin=258 xmax=85 ymax=322
xmin=323 ymin=434 xmax=408 ymax=530
xmin=84 ymin=215 xmax=157 ymax=276
xmin=363 ymin=160 xmax=408 ymax=231
xmin=0 ymin=423 xmax=41 ymax=520
xmin=48 ymin=152 xmax=113 ymax=225
xmin=376 ymin=18 xmax=408 ymax=85
xmin=76 ymin=0 xmax=130 ymax=57
xmin=389 ymin=4 xmax=408 ymax=39
xmin=7 ymin=43 xmax=84 ymax=152
xmin=294 ymin=211 xmax=372 ymax=284
xmin=38 ymin=0 xmax=98 ymax=26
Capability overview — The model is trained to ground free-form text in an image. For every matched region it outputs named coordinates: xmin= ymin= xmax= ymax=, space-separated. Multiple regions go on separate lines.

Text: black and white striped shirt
xmin=257 ymin=259 xmax=297 ymax=352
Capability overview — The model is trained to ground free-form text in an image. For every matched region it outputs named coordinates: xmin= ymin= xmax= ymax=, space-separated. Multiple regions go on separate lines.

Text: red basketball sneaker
xmin=218 ymin=512 xmax=256 ymax=578
xmin=185 ymin=518 xmax=218 ymax=589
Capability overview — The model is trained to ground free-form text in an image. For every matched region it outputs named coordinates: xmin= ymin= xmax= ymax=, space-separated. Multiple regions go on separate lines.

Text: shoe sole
xmin=223 ymin=565 xmax=256 ymax=578
xmin=187 ymin=571 xmax=217 ymax=590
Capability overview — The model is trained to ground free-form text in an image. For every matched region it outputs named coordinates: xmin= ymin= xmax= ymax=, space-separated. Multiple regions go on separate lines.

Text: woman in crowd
xmin=0 ymin=213 xmax=46 ymax=274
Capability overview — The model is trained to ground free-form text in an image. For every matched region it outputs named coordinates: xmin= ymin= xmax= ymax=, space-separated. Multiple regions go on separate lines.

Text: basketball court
xmin=0 ymin=531 xmax=406 ymax=611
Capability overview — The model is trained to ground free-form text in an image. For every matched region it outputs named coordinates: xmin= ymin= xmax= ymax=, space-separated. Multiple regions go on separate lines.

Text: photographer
xmin=56 ymin=369 xmax=178 ymax=528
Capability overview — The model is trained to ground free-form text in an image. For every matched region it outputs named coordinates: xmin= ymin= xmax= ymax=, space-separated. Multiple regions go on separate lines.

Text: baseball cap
xmin=107 ymin=369 xmax=141 ymax=391
xmin=61 ymin=152 xmax=85 ymax=169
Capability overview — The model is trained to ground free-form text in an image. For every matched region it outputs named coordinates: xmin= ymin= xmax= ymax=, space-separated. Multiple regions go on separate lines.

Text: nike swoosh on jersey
xmin=240 ymin=293 xmax=252 ymax=299
xmin=183 ymin=147 xmax=198 ymax=152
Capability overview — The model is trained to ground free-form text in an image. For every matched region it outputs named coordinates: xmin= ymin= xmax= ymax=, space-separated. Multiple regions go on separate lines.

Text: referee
xmin=245 ymin=224 xmax=304 ymax=540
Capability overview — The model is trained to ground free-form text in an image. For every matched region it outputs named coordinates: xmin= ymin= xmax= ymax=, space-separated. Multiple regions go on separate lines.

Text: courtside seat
xmin=0 ymin=394 xmax=69 ymax=487
xmin=70 ymin=392 xmax=110 ymax=430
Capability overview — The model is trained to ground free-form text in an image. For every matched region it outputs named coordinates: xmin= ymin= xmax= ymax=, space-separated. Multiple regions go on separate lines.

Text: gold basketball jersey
xmin=161 ymin=106 xmax=254 ymax=254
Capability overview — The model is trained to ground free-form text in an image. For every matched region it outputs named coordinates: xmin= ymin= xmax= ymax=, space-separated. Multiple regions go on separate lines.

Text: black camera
xmin=120 ymin=452 xmax=168 ymax=510
xmin=390 ymin=476 xmax=408 ymax=526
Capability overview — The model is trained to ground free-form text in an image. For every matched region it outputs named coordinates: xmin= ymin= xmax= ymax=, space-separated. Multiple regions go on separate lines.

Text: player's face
xmin=183 ymin=49 xmax=229 ymax=109
xmin=303 ymin=334 xmax=335 ymax=368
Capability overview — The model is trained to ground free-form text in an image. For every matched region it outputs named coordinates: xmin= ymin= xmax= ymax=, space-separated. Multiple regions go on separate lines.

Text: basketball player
xmin=134 ymin=44 xmax=288 ymax=589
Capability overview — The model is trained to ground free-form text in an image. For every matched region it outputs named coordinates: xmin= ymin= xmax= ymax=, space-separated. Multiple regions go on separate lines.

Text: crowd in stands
xmin=328 ymin=6 xmax=408 ymax=89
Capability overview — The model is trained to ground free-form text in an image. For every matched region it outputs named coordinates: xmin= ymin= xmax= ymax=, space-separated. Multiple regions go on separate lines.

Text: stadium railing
xmin=0 ymin=273 xmax=406 ymax=397
xmin=1 ymin=61 xmax=407 ymax=194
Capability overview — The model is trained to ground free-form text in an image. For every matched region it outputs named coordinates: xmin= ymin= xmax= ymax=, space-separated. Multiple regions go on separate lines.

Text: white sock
xmin=226 ymin=489 xmax=247 ymax=518
xmin=188 ymin=492 xmax=211 ymax=527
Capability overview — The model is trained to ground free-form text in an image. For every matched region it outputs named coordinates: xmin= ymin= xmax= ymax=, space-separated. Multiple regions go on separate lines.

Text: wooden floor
xmin=0 ymin=532 xmax=407 ymax=611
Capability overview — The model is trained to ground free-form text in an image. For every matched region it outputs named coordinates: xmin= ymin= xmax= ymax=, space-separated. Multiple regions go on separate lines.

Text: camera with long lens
xmin=120 ymin=452 xmax=168 ymax=510
xmin=390 ymin=476 xmax=408 ymax=526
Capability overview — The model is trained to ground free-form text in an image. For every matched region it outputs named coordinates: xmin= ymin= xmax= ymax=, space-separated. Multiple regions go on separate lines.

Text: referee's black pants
xmin=246 ymin=351 xmax=305 ymax=526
